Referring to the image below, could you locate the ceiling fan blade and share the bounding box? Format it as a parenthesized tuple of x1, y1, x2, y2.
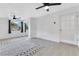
(36, 5, 45, 9)
(48, 3, 62, 6)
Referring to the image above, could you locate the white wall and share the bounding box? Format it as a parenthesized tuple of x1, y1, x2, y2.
(33, 5, 79, 46)
(36, 14, 60, 42)
(30, 17, 37, 38)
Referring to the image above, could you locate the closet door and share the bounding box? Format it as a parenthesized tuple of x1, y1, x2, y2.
(60, 13, 77, 44)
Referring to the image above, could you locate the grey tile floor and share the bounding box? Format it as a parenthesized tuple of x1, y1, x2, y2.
(0, 37, 44, 56)
(0, 37, 79, 56)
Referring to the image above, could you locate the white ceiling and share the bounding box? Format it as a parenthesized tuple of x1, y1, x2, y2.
(0, 3, 79, 19)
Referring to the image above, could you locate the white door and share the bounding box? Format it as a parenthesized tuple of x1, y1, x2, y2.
(60, 13, 77, 45)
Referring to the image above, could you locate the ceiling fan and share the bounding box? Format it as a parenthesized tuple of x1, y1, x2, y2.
(13, 15, 17, 19)
(12, 15, 21, 20)
(36, 3, 62, 12)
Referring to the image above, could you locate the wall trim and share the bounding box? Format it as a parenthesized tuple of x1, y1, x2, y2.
(31, 37, 60, 43)
(59, 39, 77, 46)
(36, 32, 60, 43)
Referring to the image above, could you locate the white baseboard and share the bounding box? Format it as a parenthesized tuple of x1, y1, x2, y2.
(60, 39, 77, 45)
(32, 32, 77, 46)
(36, 32, 60, 43)
(37, 36, 59, 43)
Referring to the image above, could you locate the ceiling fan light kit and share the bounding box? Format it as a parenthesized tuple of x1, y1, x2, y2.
(44, 6, 49, 12)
